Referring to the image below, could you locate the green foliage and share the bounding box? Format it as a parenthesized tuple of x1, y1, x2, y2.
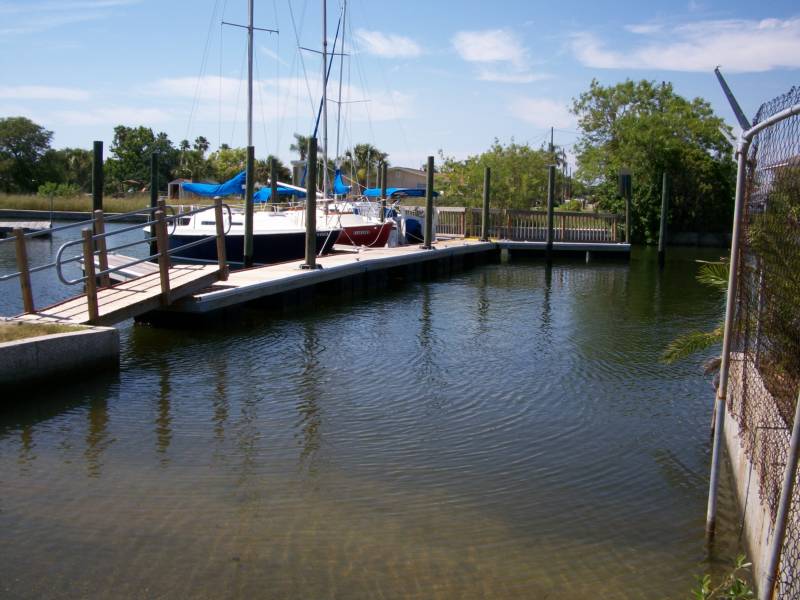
(437, 138, 565, 209)
(0, 116, 54, 193)
(39, 147, 93, 192)
(37, 182, 81, 198)
(558, 199, 583, 212)
(572, 79, 736, 243)
(692, 555, 754, 599)
(343, 143, 389, 189)
(105, 125, 178, 195)
(662, 261, 727, 364)
(207, 146, 247, 182)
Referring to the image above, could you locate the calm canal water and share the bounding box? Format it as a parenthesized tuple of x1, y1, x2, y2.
(0, 227, 742, 598)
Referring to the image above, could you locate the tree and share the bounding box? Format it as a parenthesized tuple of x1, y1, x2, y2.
(290, 133, 312, 161)
(39, 147, 93, 192)
(572, 79, 736, 242)
(0, 116, 53, 193)
(207, 146, 247, 182)
(343, 143, 388, 189)
(194, 136, 210, 154)
(105, 125, 178, 194)
(255, 155, 291, 184)
(437, 138, 557, 209)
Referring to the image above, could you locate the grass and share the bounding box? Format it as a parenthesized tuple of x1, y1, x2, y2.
(0, 194, 215, 214)
(0, 321, 86, 343)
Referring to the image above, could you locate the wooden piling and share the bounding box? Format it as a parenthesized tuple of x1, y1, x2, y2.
(82, 228, 99, 322)
(546, 165, 556, 260)
(13, 228, 34, 313)
(422, 156, 434, 249)
(214, 196, 229, 280)
(480, 167, 490, 241)
(149, 153, 159, 255)
(270, 157, 278, 204)
(93, 210, 110, 288)
(658, 172, 668, 268)
(302, 138, 319, 269)
(92, 141, 103, 212)
(244, 145, 255, 268)
(155, 209, 171, 304)
(381, 162, 388, 201)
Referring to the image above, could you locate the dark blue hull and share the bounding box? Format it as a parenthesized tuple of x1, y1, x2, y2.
(169, 230, 338, 265)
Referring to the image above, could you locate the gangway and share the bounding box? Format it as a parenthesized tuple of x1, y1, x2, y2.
(1, 200, 230, 326)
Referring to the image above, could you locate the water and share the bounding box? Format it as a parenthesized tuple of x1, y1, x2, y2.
(0, 230, 742, 599)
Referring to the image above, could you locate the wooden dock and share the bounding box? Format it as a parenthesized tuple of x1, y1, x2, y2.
(0, 221, 52, 238)
(164, 239, 496, 315)
(18, 264, 220, 326)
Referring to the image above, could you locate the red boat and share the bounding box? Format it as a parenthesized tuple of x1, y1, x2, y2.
(336, 221, 394, 247)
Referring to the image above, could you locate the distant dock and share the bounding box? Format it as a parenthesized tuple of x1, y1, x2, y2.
(0, 220, 52, 238)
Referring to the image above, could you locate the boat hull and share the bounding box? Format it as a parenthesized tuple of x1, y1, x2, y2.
(335, 222, 393, 247)
(169, 230, 338, 265)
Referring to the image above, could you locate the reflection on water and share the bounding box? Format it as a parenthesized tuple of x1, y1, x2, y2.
(0, 247, 743, 598)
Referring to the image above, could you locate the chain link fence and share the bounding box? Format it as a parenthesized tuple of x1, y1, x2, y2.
(726, 85, 800, 598)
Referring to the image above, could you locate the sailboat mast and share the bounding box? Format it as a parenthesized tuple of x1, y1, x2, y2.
(321, 0, 329, 198)
(247, 0, 254, 146)
(335, 0, 346, 161)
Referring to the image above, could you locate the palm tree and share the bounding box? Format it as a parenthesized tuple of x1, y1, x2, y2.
(344, 143, 388, 188)
(290, 133, 314, 161)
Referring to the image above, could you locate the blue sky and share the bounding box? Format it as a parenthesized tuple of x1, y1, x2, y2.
(1, 0, 799, 170)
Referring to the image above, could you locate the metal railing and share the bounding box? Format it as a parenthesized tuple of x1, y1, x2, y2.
(0, 198, 230, 320)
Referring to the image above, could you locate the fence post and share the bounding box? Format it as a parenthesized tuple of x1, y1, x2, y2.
(82, 228, 99, 322)
(93, 210, 110, 288)
(214, 197, 229, 280)
(422, 156, 434, 249)
(302, 138, 319, 269)
(546, 165, 556, 260)
(13, 228, 34, 313)
(658, 171, 669, 268)
(155, 209, 171, 305)
(762, 391, 800, 600)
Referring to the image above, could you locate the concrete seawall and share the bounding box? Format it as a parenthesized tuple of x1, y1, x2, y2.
(0, 326, 119, 388)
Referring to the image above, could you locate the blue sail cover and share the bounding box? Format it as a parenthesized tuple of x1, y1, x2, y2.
(181, 171, 246, 197)
(333, 169, 351, 195)
(363, 187, 438, 198)
(253, 186, 305, 202)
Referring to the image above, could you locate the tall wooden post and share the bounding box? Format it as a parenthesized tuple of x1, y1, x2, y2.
(149, 153, 159, 255)
(244, 146, 255, 267)
(422, 156, 434, 249)
(658, 171, 668, 269)
(93, 210, 110, 287)
(82, 228, 99, 322)
(155, 209, 171, 305)
(92, 141, 103, 212)
(270, 157, 278, 205)
(214, 196, 229, 280)
(480, 167, 491, 241)
(546, 165, 556, 261)
(380, 162, 388, 222)
(13, 229, 34, 313)
(302, 138, 320, 269)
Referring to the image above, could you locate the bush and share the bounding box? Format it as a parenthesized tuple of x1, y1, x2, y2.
(559, 199, 583, 212)
(38, 182, 81, 198)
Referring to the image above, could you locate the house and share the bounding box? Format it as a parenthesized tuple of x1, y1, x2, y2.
(167, 178, 205, 201)
(386, 166, 427, 190)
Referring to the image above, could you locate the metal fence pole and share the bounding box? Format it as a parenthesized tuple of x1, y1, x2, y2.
(706, 139, 751, 541)
(762, 391, 800, 600)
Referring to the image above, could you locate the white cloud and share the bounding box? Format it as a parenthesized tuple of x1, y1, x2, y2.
(355, 29, 422, 58)
(0, 85, 90, 101)
(452, 29, 545, 84)
(0, 0, 138, 35)
(573, 17, 800, 72)
(452, 29, 527, 67)
(624, 23, 663, 35)
(509, 97, 574, 129)
(52, 106, 171, 126)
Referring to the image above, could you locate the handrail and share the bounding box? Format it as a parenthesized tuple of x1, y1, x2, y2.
(54, 203, 231, 286)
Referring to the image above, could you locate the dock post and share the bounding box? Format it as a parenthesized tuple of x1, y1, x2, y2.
(214, 196, 229, 280)
(480, 167, 491, 241)
(658, 172, 668, 269)
(244, 145, 255, 268)
(546, 164, 555, 261)
(619, 170, 632, 243)
(422, 156, 434, 249)
(155, 209, 171, 305)
(302, 138, 320, 269)
(93, 210, 110, 287)
(270, 157, 278, 205)
(149, 152, 159, 255)
(82, 228, 99, 322)
(13, 228, 34, 313)
(380, 162, 388, 222)
(92, 141, 103, 212)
